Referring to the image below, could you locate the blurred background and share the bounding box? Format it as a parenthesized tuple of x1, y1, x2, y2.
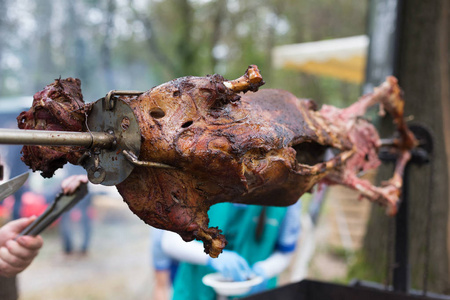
(0, 0, 449, 299)
(0, 0, 366, 106)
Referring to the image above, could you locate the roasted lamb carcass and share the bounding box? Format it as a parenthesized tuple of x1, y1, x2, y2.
(17, 66, 416, 258)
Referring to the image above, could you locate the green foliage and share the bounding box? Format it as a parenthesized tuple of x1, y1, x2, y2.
(0, 0, 368, 104)
(347, 250, 387, 284)
(329, 245, 353, 261)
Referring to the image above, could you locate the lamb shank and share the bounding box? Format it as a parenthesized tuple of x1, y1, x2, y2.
(17, 66, 416, 257)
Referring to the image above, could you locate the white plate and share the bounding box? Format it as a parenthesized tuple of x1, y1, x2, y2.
(202, 273, 263, 296)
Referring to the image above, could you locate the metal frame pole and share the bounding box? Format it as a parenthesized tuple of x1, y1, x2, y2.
(393, 163, 410, 292)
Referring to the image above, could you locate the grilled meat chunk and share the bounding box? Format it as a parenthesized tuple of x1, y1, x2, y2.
(17, 78, 89, 177)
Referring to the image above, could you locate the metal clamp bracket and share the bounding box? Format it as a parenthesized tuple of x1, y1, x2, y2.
(81, 95, 142, 186)
(104, 90, 144, 110)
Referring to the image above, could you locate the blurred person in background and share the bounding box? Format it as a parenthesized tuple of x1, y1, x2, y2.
(26, 162, 92, 258)
(0, 139, 29, 221)
(8, 146, 28, 221)
(151, 227, 179, 300)
(161, 201, 301, 300)
(0, 147, 43, 300)
(59, 173, 92, 257)
(0, 216, 44, 300)
(0, 116, 31, 221)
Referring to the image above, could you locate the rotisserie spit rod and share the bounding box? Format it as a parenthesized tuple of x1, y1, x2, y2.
(0, 128, 116, 149)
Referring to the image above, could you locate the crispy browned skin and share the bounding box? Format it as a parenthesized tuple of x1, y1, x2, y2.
(116, 67, 416, 257)
(116, 71, 340, 257)
(17, 78, 89, 177)
(18, 67, 416, 258)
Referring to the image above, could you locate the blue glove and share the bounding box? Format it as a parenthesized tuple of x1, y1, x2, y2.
(248, 264, 269, 295)
(207, 250, 252, 281)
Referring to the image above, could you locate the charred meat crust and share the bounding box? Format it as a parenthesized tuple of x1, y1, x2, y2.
(17, 78, 89, 177)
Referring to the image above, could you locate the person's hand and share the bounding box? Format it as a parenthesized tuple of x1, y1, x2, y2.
(207, 250, 252, 281)
(248, 262, 269, 295)
(0, 216, 44, 277)
(61, 175, 88, 195)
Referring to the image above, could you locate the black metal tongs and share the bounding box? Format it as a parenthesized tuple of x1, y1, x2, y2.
(17, 182, 88, 237)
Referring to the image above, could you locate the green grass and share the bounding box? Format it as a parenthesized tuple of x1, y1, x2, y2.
(346, 250, 387, 284)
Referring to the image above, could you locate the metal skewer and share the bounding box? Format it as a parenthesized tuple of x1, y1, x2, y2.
(0, 93, 141, 186)
(0, 128, 116, 148)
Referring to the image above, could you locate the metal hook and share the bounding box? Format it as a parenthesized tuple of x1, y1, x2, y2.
(104, 90, 144, 111)
(122, 150, 178, 170)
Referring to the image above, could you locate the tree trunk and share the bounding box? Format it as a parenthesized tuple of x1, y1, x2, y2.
(33, 0, 55, 91)
(209, 0, 226, 72)
(67, 1, 89, 87)
(175, 0, 196, 76)
(100, 0, 116, 90)
(362, 0, 450, 294)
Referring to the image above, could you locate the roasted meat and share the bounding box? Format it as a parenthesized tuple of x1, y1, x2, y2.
(17, 66, 416, 258)
(17, 78, 89, 177)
